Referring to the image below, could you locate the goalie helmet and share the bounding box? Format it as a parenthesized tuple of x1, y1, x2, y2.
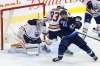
(27, 19, 38, 25)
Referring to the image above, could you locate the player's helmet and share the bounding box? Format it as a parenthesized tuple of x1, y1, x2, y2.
(57, 2, 64, 9)
(57, 5, 64, 9)
(60, 10, 67, 15)
(87, 1, 93, 9)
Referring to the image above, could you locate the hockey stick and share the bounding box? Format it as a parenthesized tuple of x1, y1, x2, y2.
(79, 32, 100, 41)
(81, 32, 88, 40)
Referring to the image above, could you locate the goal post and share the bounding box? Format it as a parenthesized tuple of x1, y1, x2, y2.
(0, 3, 45, 50)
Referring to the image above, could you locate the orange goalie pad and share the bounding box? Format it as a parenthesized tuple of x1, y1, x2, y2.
(11, 43, 23, 48)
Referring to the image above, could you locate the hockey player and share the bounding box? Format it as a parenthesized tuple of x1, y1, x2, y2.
(43, 4, 71, 43)
(9, 19, 47, 53)
(83, 0, 100, 38)
(42, 5, 73, 55)
(44, 5, 66, 41)
(52, 10, 98, 62)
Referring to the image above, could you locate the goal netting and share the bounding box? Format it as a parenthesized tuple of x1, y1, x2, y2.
(0, 3, 45, 50)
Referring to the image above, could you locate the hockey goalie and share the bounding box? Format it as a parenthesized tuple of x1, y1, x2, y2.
(8, 19, 47, 55)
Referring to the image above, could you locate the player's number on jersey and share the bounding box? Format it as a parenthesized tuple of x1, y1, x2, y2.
(50, 11, 59, 21)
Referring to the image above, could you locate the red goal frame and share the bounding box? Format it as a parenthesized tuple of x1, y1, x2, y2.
(0, 3, 45, 50)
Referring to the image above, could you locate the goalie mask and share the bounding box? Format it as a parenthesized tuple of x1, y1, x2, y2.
(27, 19, 38, 25)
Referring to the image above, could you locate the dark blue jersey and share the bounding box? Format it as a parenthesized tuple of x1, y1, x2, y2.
(59, 18, 75, 36)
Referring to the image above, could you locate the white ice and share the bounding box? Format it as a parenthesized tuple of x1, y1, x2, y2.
(0, 13, 100, 66)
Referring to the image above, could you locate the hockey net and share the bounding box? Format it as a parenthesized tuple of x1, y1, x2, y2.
(0, 3, 45, 50)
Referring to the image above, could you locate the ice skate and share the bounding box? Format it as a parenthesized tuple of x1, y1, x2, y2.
(92, 56, 98, 61)
(65, 50, 73, 56)
(52, 56, 63, 62)
(42, 45, 51, 53)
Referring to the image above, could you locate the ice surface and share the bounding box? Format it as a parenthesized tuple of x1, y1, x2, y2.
(0, 14, 100, 66)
